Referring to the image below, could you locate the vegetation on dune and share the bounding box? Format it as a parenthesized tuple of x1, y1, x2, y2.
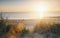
(20, 28, 29, 36)
(0, 15, 29, 38)
(33, 22, 60, 38)
(0, 19, 29, 38)
(34, 22, 60, 34)
(50, 24, 60, 34)
(33, 23, 51, 34)
(0, 16, 9, 38)
(0, 17, 60, 38)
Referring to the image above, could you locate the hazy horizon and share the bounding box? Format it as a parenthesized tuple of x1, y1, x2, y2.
(0, 12, 60, 19)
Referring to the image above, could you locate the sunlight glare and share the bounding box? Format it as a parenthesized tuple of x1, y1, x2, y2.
(33, 4, 48, 19)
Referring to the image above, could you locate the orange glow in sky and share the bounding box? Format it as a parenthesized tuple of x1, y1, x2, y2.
(0, 0, 60, 12)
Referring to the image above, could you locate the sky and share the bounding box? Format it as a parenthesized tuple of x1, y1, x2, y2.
(0, 0, 60, 19)
(0, 0, 60, 12)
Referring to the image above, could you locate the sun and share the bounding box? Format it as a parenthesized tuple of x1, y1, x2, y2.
(33, 4, 48, 19)
(36, 5, 47, 12)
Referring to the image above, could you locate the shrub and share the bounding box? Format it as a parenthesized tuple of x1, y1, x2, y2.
(50, 23, 60, 34)
(20, 28, 29, 36)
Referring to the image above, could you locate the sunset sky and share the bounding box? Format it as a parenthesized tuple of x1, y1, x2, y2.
(0, 0, 60, 19)
(0, 0, 60, 12)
